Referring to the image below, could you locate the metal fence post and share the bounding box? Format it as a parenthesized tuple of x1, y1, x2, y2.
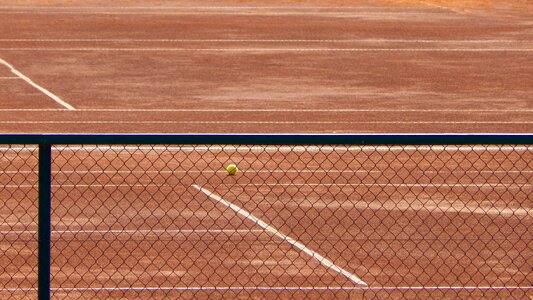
(38, 143, 51, 300)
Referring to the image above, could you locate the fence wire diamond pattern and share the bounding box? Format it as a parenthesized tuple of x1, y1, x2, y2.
(1, 142, 532, 299)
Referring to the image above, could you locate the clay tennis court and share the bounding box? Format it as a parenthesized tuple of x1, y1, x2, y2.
(0, 0, 532, 299)
(1, 142, 531, 299)
(0, 0, 532, 133)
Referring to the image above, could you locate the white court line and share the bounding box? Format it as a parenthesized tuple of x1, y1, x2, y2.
(223, 185, 532, 218)
(0, 6, 446, 9)
(0, 38, 526, 43)
(1, 286, 530, 292)
(0, 120, 531, 124)
(419, 0, 468, 15)
(2, 183, 531, 189)
(0, 76, 20, 79)
(0, 108, 533, 112)
(3, 169, 531, 175)
(0, 11, 451, 16)
(193, 184, 367, 286)
(233, 183, 532, 188)
(0, 58, 75, 110)
(1, 48, 532, 52)
(1, 108, 531, 112)
(0, 229, 263, 235)
(1, 145, 530, 152)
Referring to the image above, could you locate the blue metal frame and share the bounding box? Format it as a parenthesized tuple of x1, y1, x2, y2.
(38, 144, 51, 300)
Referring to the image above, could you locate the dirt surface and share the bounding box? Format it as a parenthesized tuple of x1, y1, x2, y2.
(1, 0, 532, 8)
(1, 145, 532, 299)
(0, 1, 532, 299)
(0, 0, 532, 133)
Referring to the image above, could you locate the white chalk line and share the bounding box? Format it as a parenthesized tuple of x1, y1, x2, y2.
(2, 182, 531, 189)
(0, 229, 264, 236)
(1, 286, 531, 292)
(0, 11, 451, 16)
(1, 38, 527, 44)
(0, 6, 447, 10)
(1, 47, 532, 52)
(0, 285, 530, 292)
(0, 120, 531, 124)
(1, 145, 530, 152)
(0, 58, 75, 110)
(222, 185, 531, 218)
(0, 76, 20, 79)
(3, 169, 530, 175)
(419, 1, 468, 15)
(232, 183, 532, 188)
(0, 108, 531, 113)
(193, 184, 367, 286)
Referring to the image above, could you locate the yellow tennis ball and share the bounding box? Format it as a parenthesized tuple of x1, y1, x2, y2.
(226, 164, 238, 175)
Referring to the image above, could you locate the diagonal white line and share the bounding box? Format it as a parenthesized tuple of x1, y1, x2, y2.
(192, 184, 367, 286)
(0, 58, 75, 110)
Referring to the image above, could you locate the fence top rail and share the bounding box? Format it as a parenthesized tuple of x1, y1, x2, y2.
(0, 134, 531, 145)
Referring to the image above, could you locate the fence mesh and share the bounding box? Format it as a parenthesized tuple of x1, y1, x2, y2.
(1, 143, 532, 299)
(0, 145, 38, 300)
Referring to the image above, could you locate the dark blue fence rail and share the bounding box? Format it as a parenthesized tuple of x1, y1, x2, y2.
(0, 133, 532, 145)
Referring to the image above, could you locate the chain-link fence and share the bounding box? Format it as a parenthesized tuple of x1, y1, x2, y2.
(1, 135, 532, 299)
(0, 144, 38, 300)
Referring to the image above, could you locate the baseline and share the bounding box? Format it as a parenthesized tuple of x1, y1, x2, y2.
(4, 170, 531, 174)
(0, 38, 527, 43)
(0, 108, 532, 112)
(3, 183, 530, 189)
(1, 145, 530, 151)
(0, 229, 264, 235)
(0, 285, 530, 292)
(1, 48, 532, 52)
(0, 120, 530, 124)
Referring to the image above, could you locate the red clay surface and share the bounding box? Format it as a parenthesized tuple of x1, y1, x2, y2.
(0, 1, 532, 299)
(0, 0, 532, 133)
(1, 145, 532, 299)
